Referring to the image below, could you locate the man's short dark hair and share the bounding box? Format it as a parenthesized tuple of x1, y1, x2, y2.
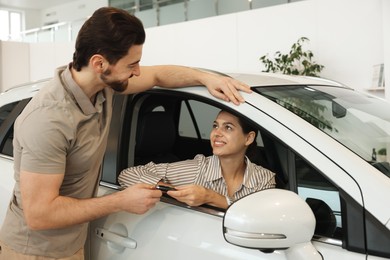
(72, 7, 146, 71)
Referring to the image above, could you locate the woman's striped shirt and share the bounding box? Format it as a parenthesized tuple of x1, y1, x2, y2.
(118, 154, 276, 202)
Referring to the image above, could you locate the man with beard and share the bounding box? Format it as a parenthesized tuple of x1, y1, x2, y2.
(0, 7, 250, 260)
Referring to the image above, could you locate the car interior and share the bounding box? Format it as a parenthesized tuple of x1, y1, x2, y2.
(134, 110, 179, 165)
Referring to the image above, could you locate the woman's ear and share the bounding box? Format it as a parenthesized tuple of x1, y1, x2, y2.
(245, 131, 256, 146)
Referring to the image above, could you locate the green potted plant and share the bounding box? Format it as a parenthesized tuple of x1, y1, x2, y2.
(378, 148, 387, 162)
(259, 37, 324, 77)
(259, 37, 333, 131)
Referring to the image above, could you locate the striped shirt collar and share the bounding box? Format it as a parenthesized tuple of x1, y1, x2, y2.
(203, 155, 257, 189)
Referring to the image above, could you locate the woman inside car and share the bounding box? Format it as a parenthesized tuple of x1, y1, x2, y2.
(118, 110, 276, 209)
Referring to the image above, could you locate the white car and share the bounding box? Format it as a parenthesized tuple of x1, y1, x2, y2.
(0, 72, 390, 260)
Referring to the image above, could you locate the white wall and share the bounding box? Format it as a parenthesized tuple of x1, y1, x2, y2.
(383, 0, 390, 100)
(142, 0, 386, 98)
(0, 41, 72, 91)
(24, 9, 41, 30)
(0, 41, 30, 91)
(1, 0, 389, 101)
(29, 42, 74, 81)
(16, 0, 108, 30)
(41, 0, 107, 25)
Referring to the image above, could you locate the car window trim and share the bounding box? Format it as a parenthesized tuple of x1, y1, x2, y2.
(100, 94, 127, 184)
(182, 99, 203, 140)
(99, 180, 225, 218)
(0, 99, 30, 154)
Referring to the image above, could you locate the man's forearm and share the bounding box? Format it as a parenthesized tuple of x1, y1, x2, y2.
(25, 183, 161, 230)
(25, 191, 124, 230)
(153, 65, 207, 88)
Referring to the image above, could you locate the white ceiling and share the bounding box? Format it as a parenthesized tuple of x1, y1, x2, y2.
(0, 0, 78, 10)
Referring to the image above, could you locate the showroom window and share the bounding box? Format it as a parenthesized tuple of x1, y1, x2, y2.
(109, 0, 137, 13)
(0, 9, 22, 41)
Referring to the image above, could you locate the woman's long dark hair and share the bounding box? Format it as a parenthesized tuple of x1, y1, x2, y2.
(236, 116, 258, 160)
(219, 110, 258, 161)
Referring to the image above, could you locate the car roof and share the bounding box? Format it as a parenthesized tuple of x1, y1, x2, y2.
(1, 72, 344, 98)
(225, 72, 346, 88)
(0, 78, 49, 105)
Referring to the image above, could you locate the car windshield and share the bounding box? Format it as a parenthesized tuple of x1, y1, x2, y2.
(255, 85, 390, 178)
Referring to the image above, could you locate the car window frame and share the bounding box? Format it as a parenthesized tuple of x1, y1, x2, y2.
(98, 90, 230, 218)
(0, 98, 30, 157)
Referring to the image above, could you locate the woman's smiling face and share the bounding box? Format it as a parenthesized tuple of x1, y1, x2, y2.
(210, 111, 253, 158)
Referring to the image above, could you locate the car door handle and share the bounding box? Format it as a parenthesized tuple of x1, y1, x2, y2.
(95, 227, 137, 249)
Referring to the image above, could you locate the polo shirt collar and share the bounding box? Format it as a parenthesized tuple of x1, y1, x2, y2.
(61, 65, 105, 115)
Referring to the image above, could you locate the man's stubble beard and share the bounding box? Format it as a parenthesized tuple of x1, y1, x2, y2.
(101, 68, 129, 93)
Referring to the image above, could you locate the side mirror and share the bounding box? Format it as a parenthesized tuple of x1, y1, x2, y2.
(223, 189, 322, 260)
(332, 101, 346, 118)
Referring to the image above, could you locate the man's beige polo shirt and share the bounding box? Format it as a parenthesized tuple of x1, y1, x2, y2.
(0, 65, 114, 258)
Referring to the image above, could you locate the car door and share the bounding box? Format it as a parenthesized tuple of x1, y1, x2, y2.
(87, 91, 290, 260)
